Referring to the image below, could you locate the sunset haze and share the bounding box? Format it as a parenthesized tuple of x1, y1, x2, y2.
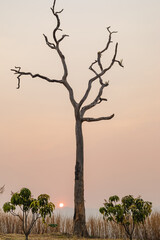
(0, 0, 160, 211)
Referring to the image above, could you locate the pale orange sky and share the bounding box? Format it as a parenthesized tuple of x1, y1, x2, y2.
(0, 0, 160, 210)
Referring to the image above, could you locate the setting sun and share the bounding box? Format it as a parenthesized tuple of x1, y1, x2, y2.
(59, 203, 64, 208)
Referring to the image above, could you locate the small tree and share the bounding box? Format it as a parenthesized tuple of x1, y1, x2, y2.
(3, 188, 55, 240)
(99, 195, 152, 240)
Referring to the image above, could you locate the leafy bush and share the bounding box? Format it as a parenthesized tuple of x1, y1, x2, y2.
(99, 195, 152, 240)
(3, 188, 55, 240)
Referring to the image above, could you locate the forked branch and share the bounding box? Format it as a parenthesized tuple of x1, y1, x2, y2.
(50, 0, 69, 45)
(97, 26, 117, 71)
(79, 27, 123, 111)
(11, 0, 77, 108)
(43, 34, 56, 49)
(11, 67, 63, 89)
(80, 82, 109, 117)
(11, 0, 123, 120)
(10, 210, 23, 221)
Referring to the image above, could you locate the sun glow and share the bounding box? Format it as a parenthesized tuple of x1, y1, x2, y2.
(59, 202, 64, 208)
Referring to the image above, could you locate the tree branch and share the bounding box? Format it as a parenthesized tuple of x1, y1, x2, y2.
(11, 1, 122, 120)
(97, 26, 117, 71)
(79, 27, 123, 109)
(50, 1, 77, 108)
(115, 59, 124, 68)
(51, 0, 61, 44)
(89, 60, 103, 85)
(11, 67, 63, 89)
(97, 97, 108, 104)
(81, 82, 109, 117)
(43, 34, 56, 49)
(10, 211, 23, 221)
(82, 114, 114, 122)
(58, 34, 69, 43)
(88, 42, 122, 83)
(27, 213, 40, 236)
(11, 1, 77, 109)
(51, 1, 67, 45)
(50, 4, 69, 80)
(123, 223, 131, 238)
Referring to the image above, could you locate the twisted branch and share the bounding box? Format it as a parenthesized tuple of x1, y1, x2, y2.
(11, 67, 63, 89)
(43, 34, 55, 49)
(97, 26, 117, 71)
(11, 0, 123, 121)
(11, 0, 77, 108)
(81, 82, 108, 117)
(78, 27, 123, 121)
(79, 27, 123, 111)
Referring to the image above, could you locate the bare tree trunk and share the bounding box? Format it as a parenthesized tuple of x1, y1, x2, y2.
(73, 118, 88, 237)
(25, 234, 29, 240)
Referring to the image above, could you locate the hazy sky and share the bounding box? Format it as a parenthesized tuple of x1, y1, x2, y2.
(0, 0, 160, 211)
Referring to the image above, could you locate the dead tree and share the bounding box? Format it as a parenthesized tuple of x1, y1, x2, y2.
(11, 0, 123, 236)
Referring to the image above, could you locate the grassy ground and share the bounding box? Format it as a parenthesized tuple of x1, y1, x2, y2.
(0, 234, 69, 240)
(0, 234, 121, 240)
(0, 234, 68, 240)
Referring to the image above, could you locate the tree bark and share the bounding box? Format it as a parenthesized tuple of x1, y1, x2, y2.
(73, 118, 88, 237)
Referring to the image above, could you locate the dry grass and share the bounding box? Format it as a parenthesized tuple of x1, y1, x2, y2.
(0, 233, 72, 240)
(0, 234, 123, 240)
(0, 211, 160, 240)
